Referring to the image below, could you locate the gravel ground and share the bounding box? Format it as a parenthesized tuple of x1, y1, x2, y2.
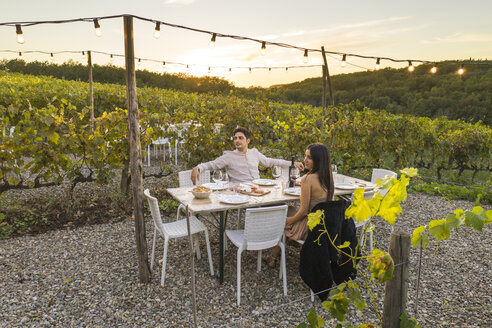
(1, 178, 490, 327)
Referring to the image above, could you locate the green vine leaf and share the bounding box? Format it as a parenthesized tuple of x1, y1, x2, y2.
(399, 311, 421, 328)
(411, 225, 429, 248)
(428, 219, 450, 241)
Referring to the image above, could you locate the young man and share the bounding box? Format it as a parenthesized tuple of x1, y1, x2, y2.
(191, 126, 304, 184)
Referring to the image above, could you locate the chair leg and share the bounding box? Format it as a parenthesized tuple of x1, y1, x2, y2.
(237, 248, 243, 306)
(161, 237, 169, 286)
(310, 290, 314, 302)
(279, 242, 287, 296)
(147, 145, 151, 167)
(174, 139, 178, 166)
(257, 250, 262, 272)
(194, 237, 201, 260)
(236, 209, 241, 229)
(204, 229, 214, 276)
(369, 228, 374, 252)
(150, 227, 157, 269)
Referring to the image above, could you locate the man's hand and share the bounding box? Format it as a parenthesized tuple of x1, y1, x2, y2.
(294, 161, 305, 172)
(191, 166, 200, 185)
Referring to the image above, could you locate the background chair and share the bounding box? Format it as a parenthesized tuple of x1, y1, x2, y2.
(371, 168, 397, 196)
(225, 205, 288, 305)
(144, 189, 214, 286)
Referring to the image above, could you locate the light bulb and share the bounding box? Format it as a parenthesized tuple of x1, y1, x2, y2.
(94, 19, 102, 37)
(303, 49, 308, 63)
(249, 67, 252, 73)
(50, 53, 54, 62)
(82, 51, 85, 58)
(260, 41, 266, 56)
(375, 58, 380, 70)
(341, 54, 346, 67)
(229, 68, 231, 74)
(208, 66, 211, 74)
(186, 64, 189, 70)
(16, 25, 25, 44)
(209, 33, 216, 48)
(154, 22, 161, 39)
(408, 61, 414, 72)
(137, 58, 141, 66)
(458, 64, 465, 75)
(268, 67, 271, 71)
(286, 67, 288, 72)
(109, 54, 113, 63)
(430, 64, 437, 74)
(18, 52, 22, 58)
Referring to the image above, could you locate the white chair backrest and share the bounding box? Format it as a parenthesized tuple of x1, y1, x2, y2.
(144, 189, 165, 234)
(371, 169, 397, 197)
(244, 205, 288, 250)
(371, 169, 397, 183)
(178, 170, 211, 188)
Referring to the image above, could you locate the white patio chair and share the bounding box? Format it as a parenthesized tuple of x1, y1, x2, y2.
(371, 168, 397, 232)
(371, 168, 397, 197)
(225, 205, 288, 305)
(144, 189, 214, 286)
(350, 190, 375, 252)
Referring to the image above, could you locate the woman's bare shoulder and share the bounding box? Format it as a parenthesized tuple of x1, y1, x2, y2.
(302, 173, 318, 183)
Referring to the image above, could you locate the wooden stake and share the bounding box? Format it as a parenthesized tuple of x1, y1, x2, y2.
(383, 231, 411, 328)
(320, 46, 334, 107)
(321, 66, 327, 122)
(123, 15, 150, 283)
(87, 50, 94, 133)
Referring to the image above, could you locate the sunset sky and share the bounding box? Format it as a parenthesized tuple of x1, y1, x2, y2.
(1, 0, 491, 87)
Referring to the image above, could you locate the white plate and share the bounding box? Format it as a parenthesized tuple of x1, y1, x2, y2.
(284, 187, 301, 196)
(252, 179, 277, 186)
(202, 182, 228, 191)
(335, 183, 358, 190)
(219, 194, 250, 205)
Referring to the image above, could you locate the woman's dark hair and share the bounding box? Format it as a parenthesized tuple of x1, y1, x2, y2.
(307, 143, 334, 201)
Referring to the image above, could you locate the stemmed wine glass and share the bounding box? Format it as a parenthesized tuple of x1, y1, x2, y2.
(272, 165, 282, 189)
(212, 170, 224, 189)
(290, 167, 300, 187)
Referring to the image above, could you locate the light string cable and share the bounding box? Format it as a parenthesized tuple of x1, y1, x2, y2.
(0, 49, 324, 72)
(1, 13, 447, 67)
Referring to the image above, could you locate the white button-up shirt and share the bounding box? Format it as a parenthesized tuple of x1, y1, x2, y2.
(197, 148, 290, 183)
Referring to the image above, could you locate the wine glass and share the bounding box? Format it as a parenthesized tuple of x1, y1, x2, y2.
(222, 171, 229, 187)
(331, 164, 338, 182)
(212, 170, 223, 186)
(290, 167, 300, 187)
(272, 165, 282, 179)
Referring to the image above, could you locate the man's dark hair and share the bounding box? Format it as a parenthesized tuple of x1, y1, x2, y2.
(233, 126, 251, 140)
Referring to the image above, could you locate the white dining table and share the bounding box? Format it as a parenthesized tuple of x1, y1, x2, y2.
(166, 174, 375, 283)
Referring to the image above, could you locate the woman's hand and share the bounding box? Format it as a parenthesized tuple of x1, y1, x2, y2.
(294, 161, 305, 172)
(285, 217, 294, 228)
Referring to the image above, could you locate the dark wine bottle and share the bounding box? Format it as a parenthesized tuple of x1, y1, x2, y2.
(288, 157, 295, 188)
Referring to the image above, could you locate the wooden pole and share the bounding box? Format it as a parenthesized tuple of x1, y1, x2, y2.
(123, 15, 151, 283)
(320, 46, 334, 107)
(383, 231, 411, 328)
(87, 51, 94, 133)
(321, 66, 327, 122)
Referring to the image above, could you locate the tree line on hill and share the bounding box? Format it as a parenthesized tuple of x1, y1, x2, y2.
(1, 59, 490, 124)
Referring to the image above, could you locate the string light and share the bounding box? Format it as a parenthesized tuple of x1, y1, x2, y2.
(375, 58, 380, 70)
(93, 19, 102, 37)
(16, 25, 25, 44)
(153, 22, 160, 39)
(286, 67, 288, 72)
(162, 61, 166, 68)
(260, 41, 266, 56)
(269, 67, 271, 71)
(50, 53, 54, 62)
(109, 54, 113, 63)
(208, 66, 211, 73)
(303, 49, 308, 63)
(18, 51, 22, 59)
(209, 33, 216, 48)
(341, 54, 346, 67)
(81, 51, 85, 58)
(408, 60, 415, 72)
(228, 68, 231, 74)
(137, 58, 141, 66)
(249, 67, 251, 73)
(430, 63, 438, 74)
(186, 64, 189, 71)
(457, 64, 465, 75)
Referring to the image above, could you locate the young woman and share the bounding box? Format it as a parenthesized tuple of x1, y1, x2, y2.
(267, 143, 335, 267)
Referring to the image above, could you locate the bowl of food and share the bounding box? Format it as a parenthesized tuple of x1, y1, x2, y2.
(191, 185, 212, 199)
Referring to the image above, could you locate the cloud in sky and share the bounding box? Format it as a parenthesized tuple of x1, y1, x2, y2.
(164, 0, 196, 5)
(423, 32, 492, 43)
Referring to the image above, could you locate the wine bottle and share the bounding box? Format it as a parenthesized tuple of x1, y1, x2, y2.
(288, 157, 295, 188)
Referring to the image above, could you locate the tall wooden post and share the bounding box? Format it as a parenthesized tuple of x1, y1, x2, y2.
(87, 51, 94, 133)
(383, 231, 411, 328)
(321, 47, 334, 107)
(123, 15, 151, 283)
(321, 66, 327, 123)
